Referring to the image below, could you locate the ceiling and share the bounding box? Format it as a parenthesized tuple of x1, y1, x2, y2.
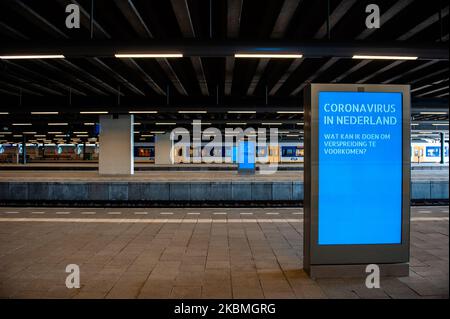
(0, 0, 448, 142)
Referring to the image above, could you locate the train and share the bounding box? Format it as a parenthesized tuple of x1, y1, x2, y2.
(0, 140, 448, 164)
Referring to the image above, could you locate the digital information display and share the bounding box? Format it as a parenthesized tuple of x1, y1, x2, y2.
(318, 92, 403, 245)
(238, 141, 256, 171)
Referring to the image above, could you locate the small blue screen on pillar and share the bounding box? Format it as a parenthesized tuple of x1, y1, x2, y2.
(238, 141, 255, 170)
(318, 91, 403, 245)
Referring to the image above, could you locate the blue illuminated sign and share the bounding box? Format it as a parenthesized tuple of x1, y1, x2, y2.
(238, 141, 255, 171)
(318, 92, 403, 245)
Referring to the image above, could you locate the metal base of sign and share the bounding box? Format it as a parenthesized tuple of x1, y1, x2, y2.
(306, 263, 409, 279)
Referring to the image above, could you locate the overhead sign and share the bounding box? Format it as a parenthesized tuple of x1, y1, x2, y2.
(318, 91, 402, 245)
(303, 84, 410, 278)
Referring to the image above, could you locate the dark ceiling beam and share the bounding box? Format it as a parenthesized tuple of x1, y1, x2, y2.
(119, 58, 165, 95)
(410, 68, 449, 86)
(87, 58, 145, 96)
(247, 0, 303, 96)
(33, 60, 107, 96)
(314, 0, 358, 39)
(0, 95, 446, 112)
(0, 88, 20, 96)
(9, 0, 68, 39)
(1, 40, 447, 60)
(4, 1, 113, 97)
(331, 0, 419, 82)
(290, 57, 340, 96)
(0, 72, 64, 96)
(3, 60, 86, 96)
(54, 0, 111, 38)
(415, 84, 449, 98)
(338, 5, 449, 84)
(0, 80, 43, 96)
(112, 0, 181, 96)
(225, 0, 243, 96)
(355, 0, 415, 40)
(287, 0, 359, 95)
(397, 6, 449, 41)
(356, 60, 405, 84)
(382, 60, 439, 84)
(170, 0, 209, 96)
(52, 59, 123, 96)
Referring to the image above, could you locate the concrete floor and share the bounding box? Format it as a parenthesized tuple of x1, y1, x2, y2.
(0, 206, 448, 299)
(0, 169, 447, 182)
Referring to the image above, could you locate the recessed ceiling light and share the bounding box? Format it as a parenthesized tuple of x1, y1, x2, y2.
(80, 111, 108, 114)
(352, 55, 418, 60)
(227, 111, 256, 114)
(0, 55, 65, 59)
(31, 111, 59, 115)
(235, 53, 303, 58)
(129, 111, 158, 114)
(115, 53, 183, 58)
(178, 110, 207, 114)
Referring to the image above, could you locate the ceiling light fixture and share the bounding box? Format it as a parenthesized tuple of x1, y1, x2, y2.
(352, 55, 418, 60)
(0, 55, 65, 59)
(80, 111, 108, 114)
(31, 112, 59, 115)
(235, 53, 303, 58)
(115, 53, 183, 58)
(129, 111, 158, 114)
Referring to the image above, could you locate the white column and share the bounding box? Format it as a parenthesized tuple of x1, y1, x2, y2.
(155, 133, 173, 165)
(99, 114, 134, 175)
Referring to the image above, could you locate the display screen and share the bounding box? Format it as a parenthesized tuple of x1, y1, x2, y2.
(238, 141, 255, 170)
(318, 91, 403, 245)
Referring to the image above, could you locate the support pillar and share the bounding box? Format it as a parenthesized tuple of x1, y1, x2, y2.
(440, 132, 445, 164)
(155, 133, 173, 165)
(99, 114, 134, 175)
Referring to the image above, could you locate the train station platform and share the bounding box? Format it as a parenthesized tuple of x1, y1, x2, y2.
(0, 163, 448, 171)
(0, 206, 447, 298)
(0, 170, 448, 204)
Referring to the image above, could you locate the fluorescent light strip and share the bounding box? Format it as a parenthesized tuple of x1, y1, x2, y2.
(419, 111, 447, 115)
(48, 131, 63, 134)
(115, 53, 183, 58)
(129, 111, 158, 114)
(352, 55, 418, 60)
(227, 111, 256, 114)
(178, 111, 207, 114)
(226, 122, 247, 125)
(277, 111, 304, 114)
(23, 132, 36, 134)
(31, 111, 59, 115)
(262, 123, 282, 125)
(155, 123, 176, 125)
(80, 111, 108, 114)
(235, 53, 303, 58)
(0, 112, 9, 115)
(0, 55, 65, 59)
(432, 123, 449, 126)
(48, 123, 68, 126)
(84, 123, 96, 125)
(73, 131, 88, 134)
(150, 131, 165, 134)
(12, 123, 32, 126)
